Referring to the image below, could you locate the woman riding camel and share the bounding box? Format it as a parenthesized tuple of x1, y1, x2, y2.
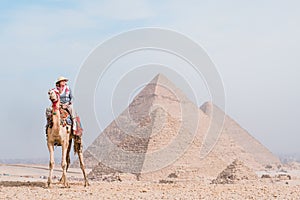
(55, 76, 77, 131)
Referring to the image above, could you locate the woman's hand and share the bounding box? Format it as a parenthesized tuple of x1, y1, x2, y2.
(61, 103, 69, 109)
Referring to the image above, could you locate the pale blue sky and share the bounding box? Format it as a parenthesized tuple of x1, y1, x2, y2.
(0, 0, 299, 160)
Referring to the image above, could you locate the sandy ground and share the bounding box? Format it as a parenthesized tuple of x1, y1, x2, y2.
(1, 164, 300, 200)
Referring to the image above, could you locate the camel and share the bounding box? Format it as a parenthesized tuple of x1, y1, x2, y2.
(46, 89, 89, 187)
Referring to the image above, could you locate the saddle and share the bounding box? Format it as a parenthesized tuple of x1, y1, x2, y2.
(45, 107, 83, 136)
(46, 107, 72, 128)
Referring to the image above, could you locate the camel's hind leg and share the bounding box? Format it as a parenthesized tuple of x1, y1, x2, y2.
(60, 141, 70, 188)
(66, 138, 72, 171)
(74, 136, 89, 187)
(47, 143, 55, 188)
(78, 151, 89, 187)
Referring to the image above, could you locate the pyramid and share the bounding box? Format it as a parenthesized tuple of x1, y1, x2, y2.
(85, 73, 206, 179)
(200, 102, 281, 171)
(211, 159, 258, 184)
(79, 73, 280, 181)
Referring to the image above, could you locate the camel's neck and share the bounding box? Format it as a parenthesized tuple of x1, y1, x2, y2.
(52, 102, 60, 130)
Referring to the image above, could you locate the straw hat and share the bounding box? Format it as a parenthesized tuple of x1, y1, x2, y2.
(56, 76, 68, 84)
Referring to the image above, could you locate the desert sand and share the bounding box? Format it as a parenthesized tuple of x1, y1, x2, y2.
(1, 164, 300, 200)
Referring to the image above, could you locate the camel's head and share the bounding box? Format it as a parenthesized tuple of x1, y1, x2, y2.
(48, 89, 59, 103)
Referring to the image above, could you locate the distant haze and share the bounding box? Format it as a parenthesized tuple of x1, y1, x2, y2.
(0, 1, 299, 160)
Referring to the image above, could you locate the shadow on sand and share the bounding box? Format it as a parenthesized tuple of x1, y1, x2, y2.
(0, 181, 46, 188)
(0, 181, 87, 188)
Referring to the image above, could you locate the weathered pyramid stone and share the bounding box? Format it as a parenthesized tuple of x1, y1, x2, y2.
(84, 74, 204, 178)
(212, 159, 258, 184)
(84, 73, 204, 179)
(77, 73, 280, 181)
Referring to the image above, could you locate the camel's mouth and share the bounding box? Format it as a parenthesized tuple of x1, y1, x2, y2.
(48, 89, 59, 102)
(49, 96, 57, 102)
(49, 95, 57, 102)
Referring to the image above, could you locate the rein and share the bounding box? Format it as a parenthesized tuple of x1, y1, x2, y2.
(49, 89, 70, 127)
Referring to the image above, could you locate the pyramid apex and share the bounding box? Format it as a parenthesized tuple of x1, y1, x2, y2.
(200, 101, 225, 116)
(149, 73, 170, 84)
(200, 101, 215, 116)
(146, 73, 193, 105)
(200, 101, 213, 112)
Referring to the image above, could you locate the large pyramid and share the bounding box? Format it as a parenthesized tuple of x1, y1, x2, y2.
(78, 74, 280, 180)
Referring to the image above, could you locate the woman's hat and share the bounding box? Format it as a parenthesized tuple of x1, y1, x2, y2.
(56, 76, 68, 84)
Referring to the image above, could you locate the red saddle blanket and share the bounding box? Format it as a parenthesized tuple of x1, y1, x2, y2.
(74, 116, 83, 137)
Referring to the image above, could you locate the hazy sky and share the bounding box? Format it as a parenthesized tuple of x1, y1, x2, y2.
(0, 0, 299, 160)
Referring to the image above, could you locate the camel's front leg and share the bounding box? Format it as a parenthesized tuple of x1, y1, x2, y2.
(61, 141, 70, 188)
(59, 138, 72, 184)
(47, 143, 55, 188)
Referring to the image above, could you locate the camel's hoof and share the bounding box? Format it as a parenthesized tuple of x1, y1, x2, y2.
(64, 182, 70, 188)
(58, 178, 63, 184)
(47, 182, 52, 188)
(84, 182, 90, 187)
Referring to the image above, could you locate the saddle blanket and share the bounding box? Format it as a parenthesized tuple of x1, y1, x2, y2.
(45, 107, 83, 136)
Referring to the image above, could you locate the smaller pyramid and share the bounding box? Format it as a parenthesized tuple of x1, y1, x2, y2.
(284, 161, 300, 170)
(212, 159, 258, 184)
(200, 101, 281, 169)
